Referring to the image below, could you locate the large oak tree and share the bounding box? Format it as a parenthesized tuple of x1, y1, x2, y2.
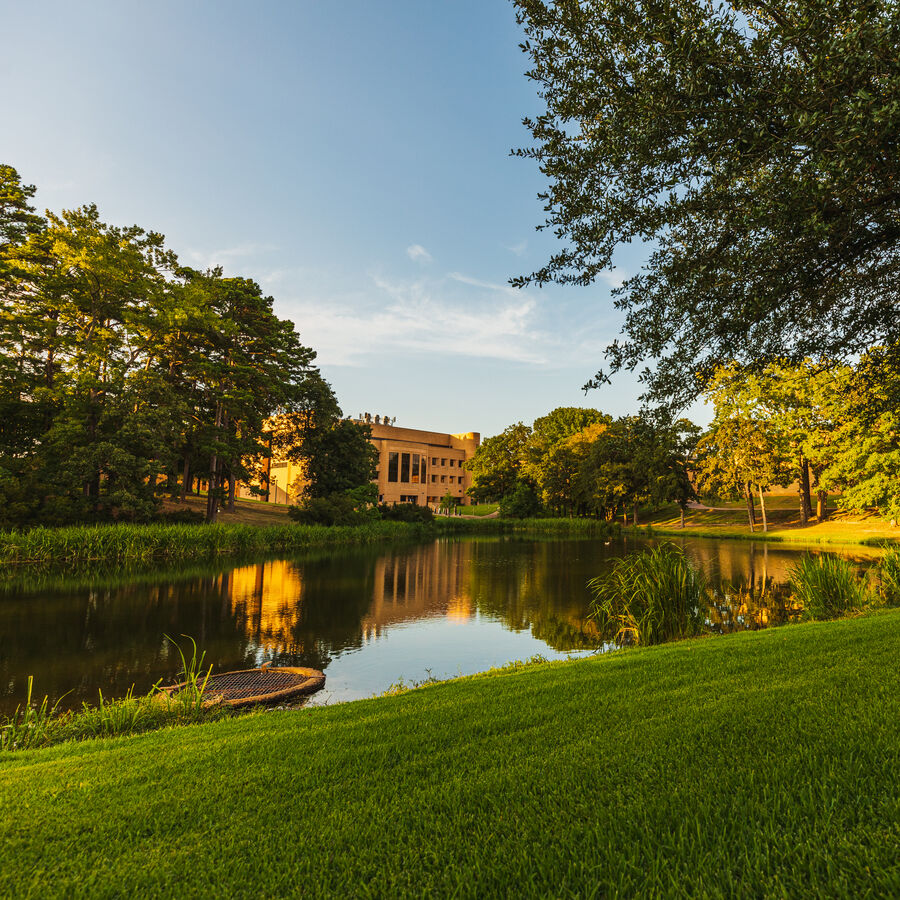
(513, 0, 900, 404)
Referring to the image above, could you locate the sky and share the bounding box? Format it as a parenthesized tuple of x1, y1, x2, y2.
(3, 0, 703, 437)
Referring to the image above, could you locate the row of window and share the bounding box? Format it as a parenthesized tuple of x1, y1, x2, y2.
(387, 452, 425, 483)
(429, 457, 460, 467)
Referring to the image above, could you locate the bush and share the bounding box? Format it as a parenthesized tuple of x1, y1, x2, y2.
(378, 503, 434, 524)
(289, 494, 364, 526)
(588, 543, 707, 645)
(789, 553, 868, 620)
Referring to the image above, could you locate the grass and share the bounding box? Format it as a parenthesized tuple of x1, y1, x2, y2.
(878, 547, 900, 606)
(645, 503, 900, 547)
(0, 517, 617, 569)
(789, 553, 870, 620)
(0, 611, 898, 897)
(463, 503, 500, 516)
(588, 543, 707, 644)
(0, 637, 223, 751)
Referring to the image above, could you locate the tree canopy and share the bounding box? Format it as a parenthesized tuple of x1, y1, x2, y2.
(0, 164, 338, 526)
(513, 0, 900, 404)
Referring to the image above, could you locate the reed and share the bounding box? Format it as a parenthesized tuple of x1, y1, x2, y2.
(0, 637, 225, 752)
(588, 543, 707, 645)
(788, 553, 868, 620)
(877, 548, 900, 606)
(0, 518, 617, 570)
(0, 676, 66, 752)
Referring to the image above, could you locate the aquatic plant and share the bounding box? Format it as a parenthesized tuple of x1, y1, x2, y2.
(0, 637, 225, 753)
(0, 517, 616, 570)
(588, 544, 707, 645)
(0, 677, 66, 752)
(788, 553, 868, 620)
(876, 548, 900, 606)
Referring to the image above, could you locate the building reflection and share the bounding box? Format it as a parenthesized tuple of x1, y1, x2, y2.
(0, 536, 879, 716)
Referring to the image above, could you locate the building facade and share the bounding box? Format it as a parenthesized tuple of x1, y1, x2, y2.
(240, 417, 480, 507)
(359, 418, 480, 507)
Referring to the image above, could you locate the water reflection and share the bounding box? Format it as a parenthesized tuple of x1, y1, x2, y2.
(0, 536, 880, 714)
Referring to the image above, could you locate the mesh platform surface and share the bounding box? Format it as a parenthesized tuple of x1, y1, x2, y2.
(205, 670, 308, 701)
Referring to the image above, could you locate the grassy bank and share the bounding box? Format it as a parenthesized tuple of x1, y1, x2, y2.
(645, 504, 900, 547)
(0, 516, 614, 568)
(2, 611, 898, 897)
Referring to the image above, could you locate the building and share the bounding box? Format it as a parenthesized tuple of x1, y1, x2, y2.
(242, 416, 480, 507)
(358, 416, 480, 507)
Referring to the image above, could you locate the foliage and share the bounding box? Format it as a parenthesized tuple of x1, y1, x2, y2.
(499, 481, 543, 518)
(514, 0, 900, 404)
(588, 544, 707, 645)
(378, 502, 434, 524)
(286, 419, 378, 500)
(289, 481, 380, 527)
(876, 549, 900, 607)
(789, 554, 868, 620)
(465, 422, 531, 502)
(0, 164, 334, 527)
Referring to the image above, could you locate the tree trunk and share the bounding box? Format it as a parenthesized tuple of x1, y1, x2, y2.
(227, 472, 236, 511)
(800, 459, 813, 523)
(206, 402, 224, 524)
(679, 506, 685, 529)
(817, 489, 828, 521)
(746, 483, 756, 532)
(180, 454, 191, 501)
(757, 483, 768, 533)
(632, 502, 639, 527)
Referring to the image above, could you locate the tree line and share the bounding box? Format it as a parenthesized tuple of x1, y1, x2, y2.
(468, 350, 900, 527)
(0, 164, 371, 527)
(466, 407, 696, 524)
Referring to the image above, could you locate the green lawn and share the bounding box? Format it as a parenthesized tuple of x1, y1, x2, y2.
(464, 502, 500, 516)
(2, 611, 899, 897)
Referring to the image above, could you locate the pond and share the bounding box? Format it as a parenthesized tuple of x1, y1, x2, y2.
(0, 534, 879, 716)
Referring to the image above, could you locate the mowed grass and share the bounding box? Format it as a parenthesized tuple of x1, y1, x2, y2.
(2, 612, 899, 898)
(647, 503, 900, 546)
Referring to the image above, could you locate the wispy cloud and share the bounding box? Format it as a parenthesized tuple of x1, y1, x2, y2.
(506, 239, 527, 257)
(406, 244, 433, 264)
(447, 271, 518, 297)
(280, 271, 548, 367)
(183, 242, 278, 273)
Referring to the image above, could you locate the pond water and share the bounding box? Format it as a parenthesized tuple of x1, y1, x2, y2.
(0, 535, 878, 715)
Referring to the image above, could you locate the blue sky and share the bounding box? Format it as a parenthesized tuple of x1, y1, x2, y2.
(3, 0, 699, 436)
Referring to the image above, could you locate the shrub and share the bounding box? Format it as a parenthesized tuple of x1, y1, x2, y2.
(378, 503, 434, 524)
(789, 553, 868, 620)
(588, 543, 707, 645)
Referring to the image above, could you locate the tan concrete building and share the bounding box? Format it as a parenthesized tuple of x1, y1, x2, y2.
(240, 417, 480, 507)
(358, 418, 480, 507)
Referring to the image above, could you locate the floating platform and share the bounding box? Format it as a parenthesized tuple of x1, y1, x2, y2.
(164, 666, 325, 708)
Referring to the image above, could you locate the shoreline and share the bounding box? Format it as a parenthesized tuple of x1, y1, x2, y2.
(3, 610, 898, 896)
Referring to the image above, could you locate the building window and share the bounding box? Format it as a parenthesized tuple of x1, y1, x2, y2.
(401, 453, 410, 482)
(431, 457, 437, 465)
(421, 458, 426, 481)
(441, 458, 446, 466)
(440, 475, 446, 483)
(388, 452, 398, 482)
(411, 453, 420, 483)
(431, 475, 437, 483)
(449, 459, 455, 467)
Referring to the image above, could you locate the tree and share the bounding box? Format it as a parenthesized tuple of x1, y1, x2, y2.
(292, 419, 378, 500)
(465, 422, 532, 502)
(513, 1, 900, 404)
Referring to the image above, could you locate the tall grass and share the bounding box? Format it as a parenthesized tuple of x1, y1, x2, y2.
(0, 637, 225, 753)
(877, 548, 900, 606)
(0, 518, 618, 569)
(588, 544, 707, 645)
(788, 553, 868, 619)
